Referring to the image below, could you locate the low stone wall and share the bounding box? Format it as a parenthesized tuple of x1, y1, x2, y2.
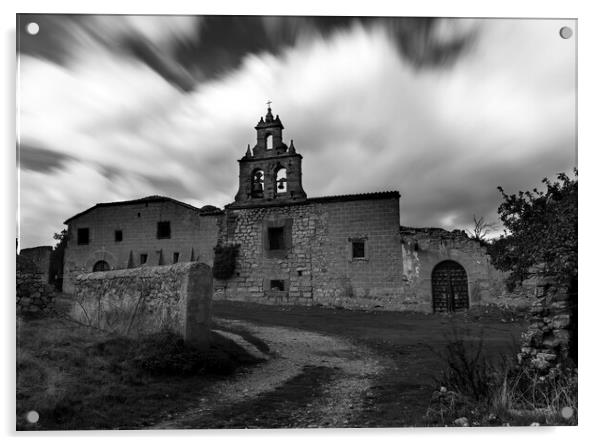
(71, 262, 213, 349)
(519, 268, 576, 371)
(17, 254, 55, 317)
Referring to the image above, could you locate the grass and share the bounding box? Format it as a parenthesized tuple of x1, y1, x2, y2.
(16, 316, 264, 430)
(424, 327, 578, 426)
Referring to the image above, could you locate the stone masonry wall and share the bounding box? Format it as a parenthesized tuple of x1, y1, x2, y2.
(519, 267, 576, 371)
(19, 246, 52, 284)
(17, 254, 55, 317)
(71, 262, 213, 349)
(63, 200, 220, 294)
(400, 227, 534, 312)
(215, 196, 410, 310)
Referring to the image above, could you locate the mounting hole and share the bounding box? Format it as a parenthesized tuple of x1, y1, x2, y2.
(26, 22, 39, 35)
(26, 410, 39, 423)
(559, 26, 573, 39)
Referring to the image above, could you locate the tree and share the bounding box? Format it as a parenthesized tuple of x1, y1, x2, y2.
(467, 215, 498, 244)
(487, 170, 577, 290)
(49, 229, 69, 291)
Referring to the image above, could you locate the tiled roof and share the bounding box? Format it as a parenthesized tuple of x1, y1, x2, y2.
(307, 191, 400, 204)
(63, 195, 223, 224)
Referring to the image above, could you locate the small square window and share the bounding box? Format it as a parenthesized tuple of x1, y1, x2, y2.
(157, 221, 171, 239)
(352, 240, 365, 259)
(270, 280, 285, 291)
(140, 253, 148, 264)
(77, 228, 89, 245)
(114, 230, 123, 242)
(268, 227, 285, 250)
(173, 252, 179, 263)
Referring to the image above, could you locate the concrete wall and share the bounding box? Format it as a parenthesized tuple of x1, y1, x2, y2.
(215, 195, 409, 310)
(400, 227, 534, 312)
(63, 200, 220, 293)
(19, 246, 52, 283)
(71, 262, 212, 349)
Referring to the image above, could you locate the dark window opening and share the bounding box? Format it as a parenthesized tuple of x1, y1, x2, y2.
(352, 240, 366, 259)
(270, 280, 285, 291)
(92, 260, 110, 272)
(173, 252, 179, 263)
(140, 253, 148, 264)
(77, 228, 89, 245)
(268, 226, 285, 250)
(137, 212, 141, 218)
(114, 230, 123, 242)
(157, 221, 171, 239)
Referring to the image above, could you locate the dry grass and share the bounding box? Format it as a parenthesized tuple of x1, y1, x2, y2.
(426, 327, 577, 426)
(16, 316, 263, 430)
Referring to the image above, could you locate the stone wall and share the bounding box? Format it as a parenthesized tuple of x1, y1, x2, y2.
(71, 262, 213, 349)
(400, 227, 534, 312)
(215, 194, 408, 310)
(63, 199, 220, 294)
(17, 255, 55, 317)
(519, 267, 576, 371)
(19, 246, 52, 284)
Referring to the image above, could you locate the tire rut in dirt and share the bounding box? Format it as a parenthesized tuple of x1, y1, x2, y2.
(175, 365, 339, 429)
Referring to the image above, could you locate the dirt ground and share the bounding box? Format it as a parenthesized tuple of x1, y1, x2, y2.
(153, 301, 527, 428)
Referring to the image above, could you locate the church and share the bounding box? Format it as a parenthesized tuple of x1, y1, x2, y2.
(62, 106, 531, 312)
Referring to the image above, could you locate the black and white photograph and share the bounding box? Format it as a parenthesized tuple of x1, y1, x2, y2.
(14, 11, 578, 432)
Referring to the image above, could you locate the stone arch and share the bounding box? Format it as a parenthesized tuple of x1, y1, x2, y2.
(431, 260, 469, 313)
(84, 250, 118, 272)
(92, 260, 110, 272)
(275, 165, 287, 193)
(251, 168, 265, 198)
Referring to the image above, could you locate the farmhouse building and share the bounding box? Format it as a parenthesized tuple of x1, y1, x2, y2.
(62, 106, 530, 311)
(62, 196, 222, 294)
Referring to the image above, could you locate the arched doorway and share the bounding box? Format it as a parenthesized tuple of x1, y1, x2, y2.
(92, 260, 110, 272)
(431, 260, 469, 313)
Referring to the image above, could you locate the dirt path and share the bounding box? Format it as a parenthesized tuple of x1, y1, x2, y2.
(153, 318, 386, 429)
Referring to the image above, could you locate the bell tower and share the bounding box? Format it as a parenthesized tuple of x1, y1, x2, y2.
(232, 104, 307, 207)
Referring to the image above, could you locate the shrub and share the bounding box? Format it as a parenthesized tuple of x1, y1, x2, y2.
(213, 244, 240, 279)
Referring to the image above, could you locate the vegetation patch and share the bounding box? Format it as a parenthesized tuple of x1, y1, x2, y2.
(16, 316, 263, 430)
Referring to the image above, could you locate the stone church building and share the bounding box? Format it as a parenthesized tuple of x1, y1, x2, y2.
(62, 106, 529, 312)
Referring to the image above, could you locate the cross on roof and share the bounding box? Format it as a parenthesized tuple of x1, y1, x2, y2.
(266, 100, 272, 108)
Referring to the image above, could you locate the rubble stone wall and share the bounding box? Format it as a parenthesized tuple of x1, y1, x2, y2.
(71, 262, 213, 349)
(17, 255, 55, 317)
(215, 196, 410, 310)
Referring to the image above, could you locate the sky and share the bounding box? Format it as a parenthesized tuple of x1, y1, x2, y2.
(16, 15, 576, 248)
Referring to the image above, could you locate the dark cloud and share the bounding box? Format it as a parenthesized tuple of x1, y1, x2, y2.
(18, 144, 73, 172)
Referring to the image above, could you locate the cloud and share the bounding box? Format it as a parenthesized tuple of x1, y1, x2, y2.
(17, 17, 575, 247)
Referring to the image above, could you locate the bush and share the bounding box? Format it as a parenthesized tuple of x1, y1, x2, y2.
(213, 244, 240, 279)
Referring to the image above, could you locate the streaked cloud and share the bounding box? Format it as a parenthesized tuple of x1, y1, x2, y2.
(17, 16, 576, 247)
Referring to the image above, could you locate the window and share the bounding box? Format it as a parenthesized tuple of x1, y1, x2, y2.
(140, 253, 148, 264)
(173, 252, 179, 263)
(77, 228, 89, 245)
(114, 230, 123, 242)
(352, 240, 366, 259)
(266, 134, 273, 150)
(268, 227, 285, 250)
(270, 280, 285, 291)
(157, 221, 171, 239)
(93, 260, 110, 272)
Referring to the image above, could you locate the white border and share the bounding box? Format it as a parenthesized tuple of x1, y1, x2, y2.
(3, 1, 599, 444)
